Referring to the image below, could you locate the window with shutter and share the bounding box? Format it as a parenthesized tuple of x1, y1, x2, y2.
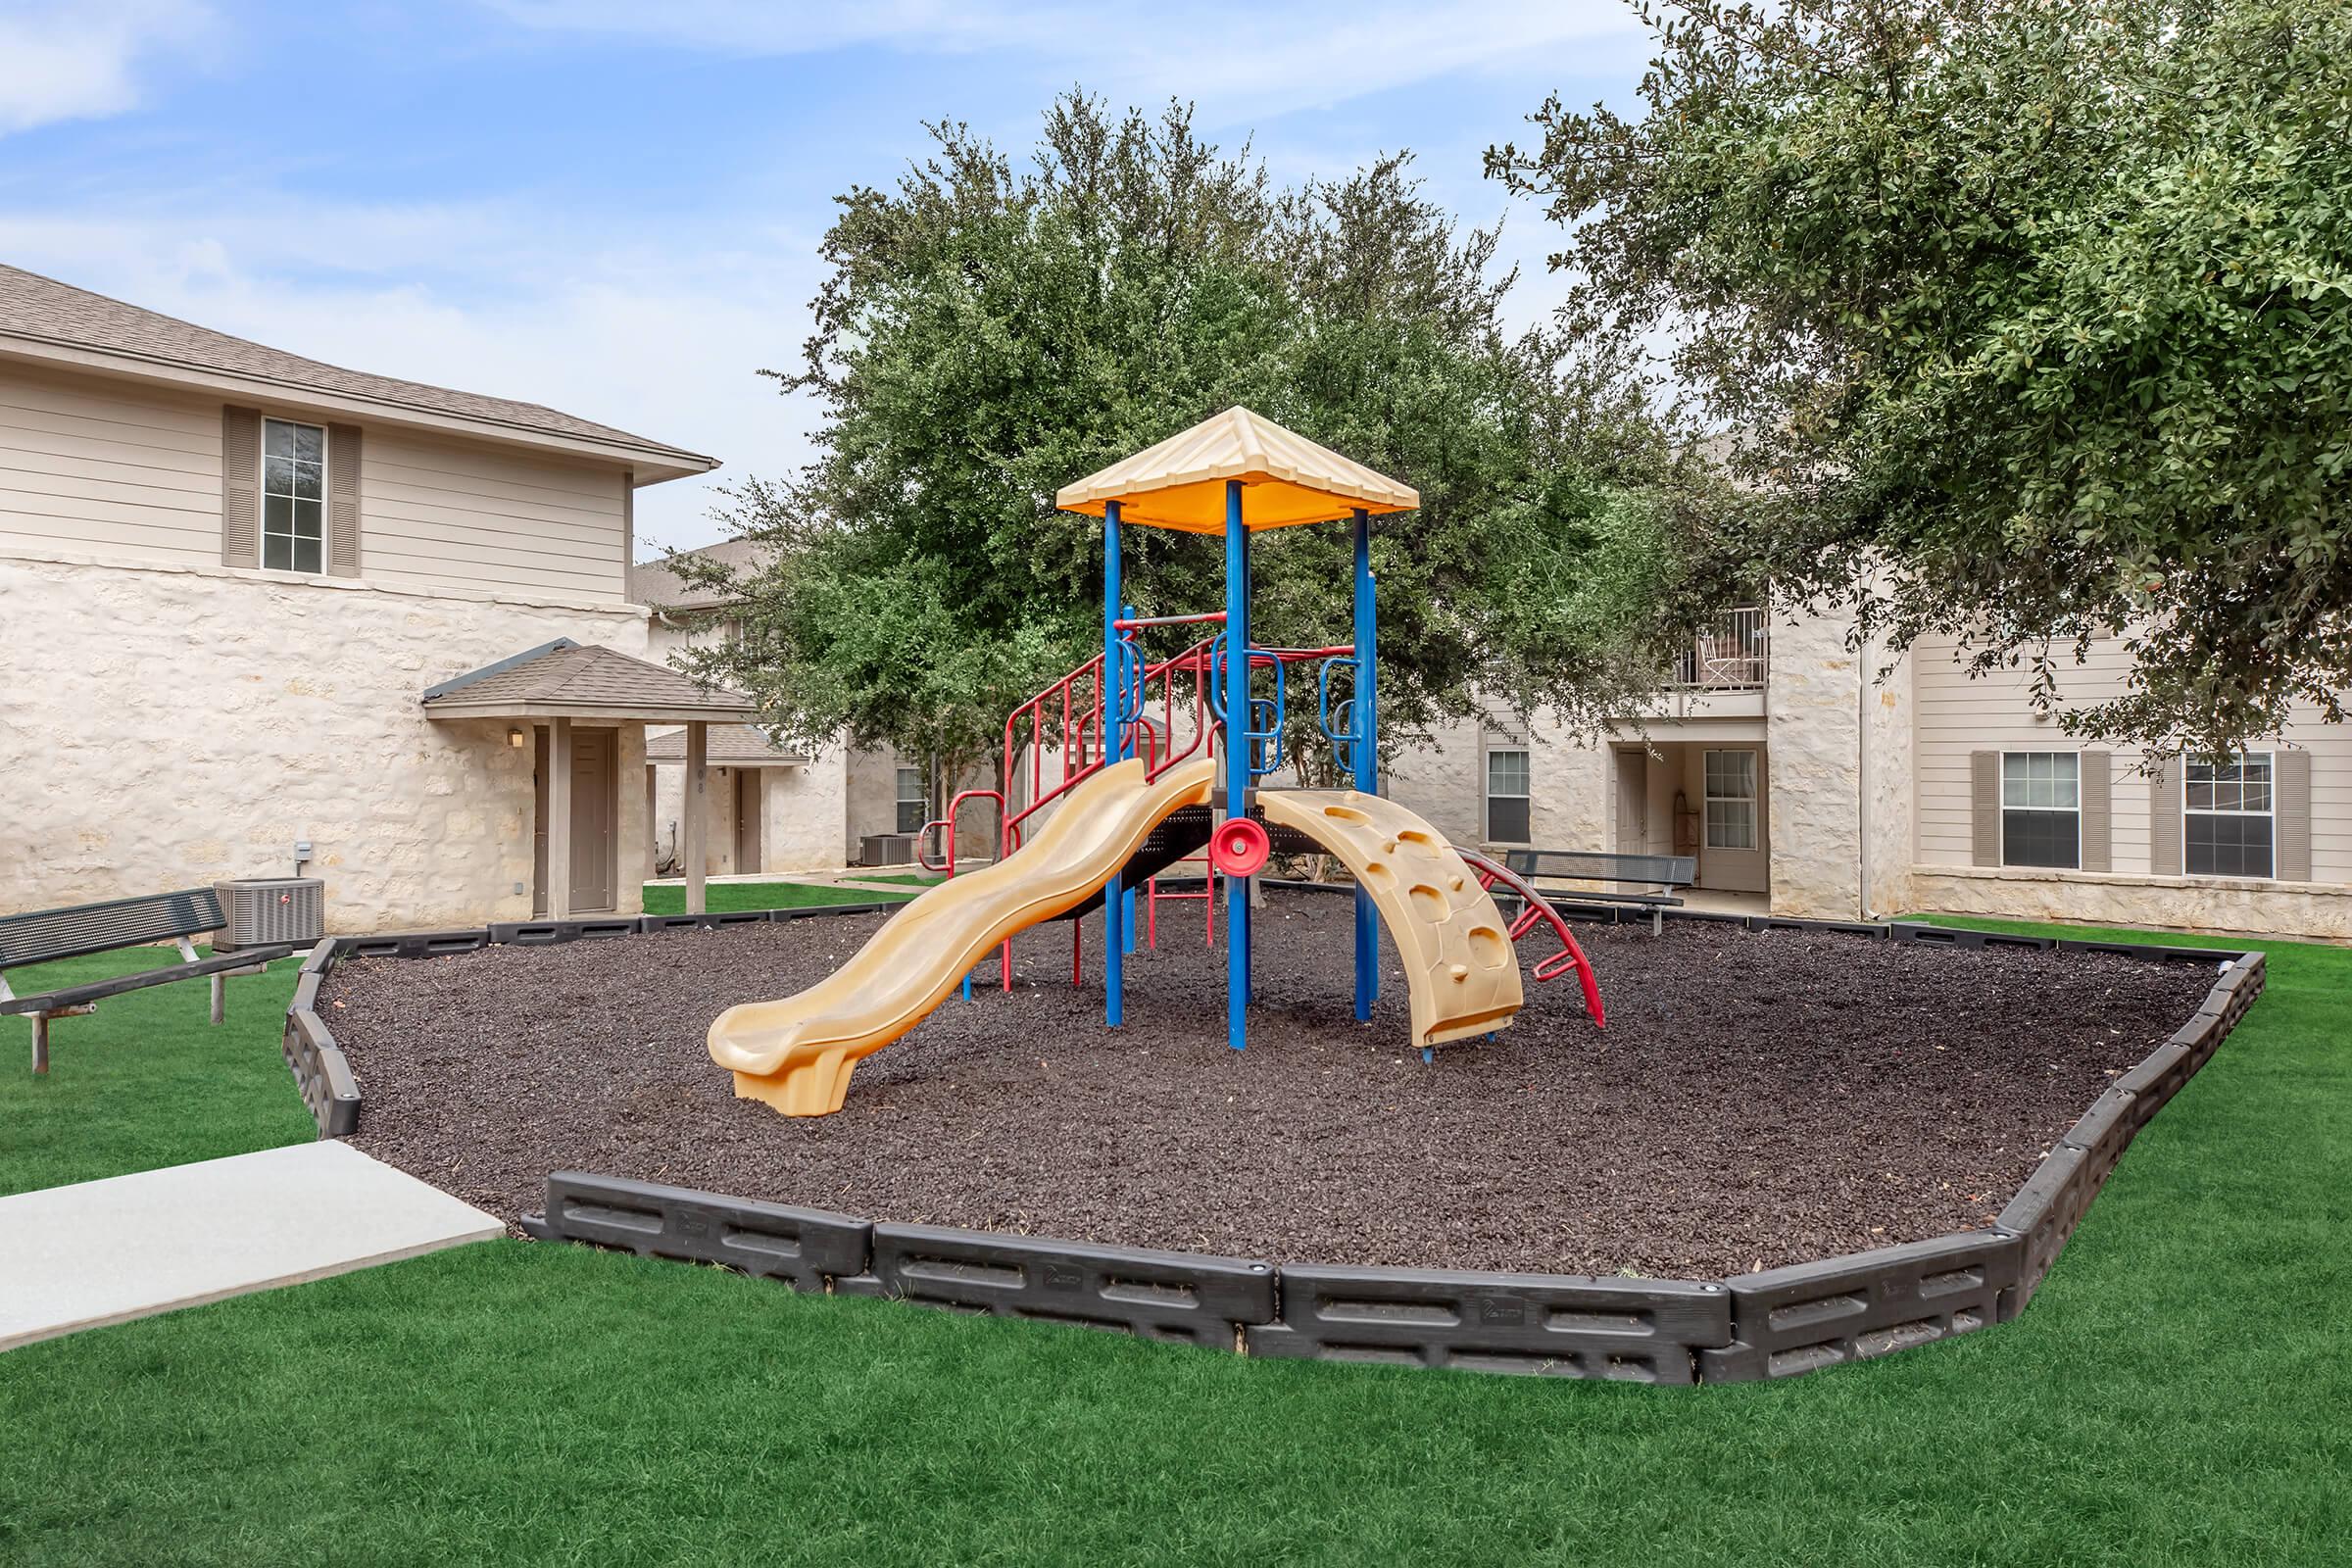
(2183, 753, 2275, 878)
(2000, 752, 2081, 869)
(261, 418, 327, 573)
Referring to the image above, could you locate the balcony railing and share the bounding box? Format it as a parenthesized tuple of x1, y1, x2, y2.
(1670, 608, 1768, 692)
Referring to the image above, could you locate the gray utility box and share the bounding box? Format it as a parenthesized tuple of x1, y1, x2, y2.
(858, 833, 919, 868)
(215, 877, 326, 951)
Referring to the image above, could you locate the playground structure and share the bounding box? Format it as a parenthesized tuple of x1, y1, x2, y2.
(709, 409, 1603, 1115)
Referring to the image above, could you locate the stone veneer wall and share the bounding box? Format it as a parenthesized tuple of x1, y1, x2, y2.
(1385, 712, 1612, 857)
(761, 759, 853, 873)
(1764, 609, 1867, 919)
(1862, 635, 1918, 918)
(1909, 864, 2352, 941)
(1, 550, 652, 932)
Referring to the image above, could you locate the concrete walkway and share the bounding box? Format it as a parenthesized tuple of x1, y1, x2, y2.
(0, 1142, 503, 1351)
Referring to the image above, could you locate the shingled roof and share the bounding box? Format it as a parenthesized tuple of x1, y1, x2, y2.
(0, 263, 714, 473)
(422, 640, 758, 722)
(630, 538, 766, 612)
(643, 723, 808, 766)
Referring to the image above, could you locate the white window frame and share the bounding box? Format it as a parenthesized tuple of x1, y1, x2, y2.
(1999, 751, 2082, 869)
(261, 416, 329, 574)
(2183, 750, 2276, 880)
(1485, 747, 1531, 845)
(895, 764, 928, 837)
(1702, 748, 1758, 851)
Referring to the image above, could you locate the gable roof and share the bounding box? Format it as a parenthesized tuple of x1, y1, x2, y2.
(421, 639, 758, 722)
(643, 723, 808, 766)
(1054, 407, 1418, 534)
(0, 263, 717, 481)
(630, 538, 766, 612)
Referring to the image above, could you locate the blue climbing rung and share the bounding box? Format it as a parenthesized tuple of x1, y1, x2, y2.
(1316, 653, 1365, 769)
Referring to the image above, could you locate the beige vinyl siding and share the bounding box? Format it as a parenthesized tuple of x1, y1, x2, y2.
(1913, 636, 2149, 873)
(0, 360, 633, 601)
(361, 429, 629, 600)
(0, 361, 223, 566)
(1913, 631, 2352, 883)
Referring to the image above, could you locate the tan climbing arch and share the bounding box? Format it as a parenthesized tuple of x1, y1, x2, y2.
(1254, 789, 1524, 1047)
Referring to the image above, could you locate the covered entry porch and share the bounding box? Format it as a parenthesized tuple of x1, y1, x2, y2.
(422, 639, 758, 919)
(1609, 735, 1772, 901)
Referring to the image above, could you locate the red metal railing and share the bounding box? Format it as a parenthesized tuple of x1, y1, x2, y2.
(1456, 847, 1607, 1027)
(922, 613, 1368, 993)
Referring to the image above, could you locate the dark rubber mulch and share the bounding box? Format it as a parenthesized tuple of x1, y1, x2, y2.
(327, 893, 2217, 1279)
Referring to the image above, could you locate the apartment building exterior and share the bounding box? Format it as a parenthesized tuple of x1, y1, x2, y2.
(629, 544, 940, 876)
(1388, 606, 2352, 941)
(0, 264, 745, 931)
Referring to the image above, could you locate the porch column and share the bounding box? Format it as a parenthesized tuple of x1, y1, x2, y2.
(548, 717, 574, 919)
(684, 720, 709, 915)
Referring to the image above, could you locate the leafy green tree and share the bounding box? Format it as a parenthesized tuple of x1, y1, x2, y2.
(1491, 0, 2352, 753)
(670, 93, 1695, 800)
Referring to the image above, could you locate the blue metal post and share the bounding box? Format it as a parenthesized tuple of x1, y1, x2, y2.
(1121, 601, 1140, 956)
(1352, 507, 1379, 1020)
(1102, 500, 1124, 1027)
(1224, 478, 1250, 1051)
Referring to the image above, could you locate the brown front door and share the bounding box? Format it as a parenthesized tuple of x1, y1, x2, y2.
(568, 726, 618, 911)
(734, 768, 761, 874)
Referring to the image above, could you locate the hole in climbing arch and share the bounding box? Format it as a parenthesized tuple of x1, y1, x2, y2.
(1361, 861, 1396, 889)
(1466, 925, 1509, 968)
(1320, 804, 1371, 825)
(1408, 884, 1447, 922)
(1396, 828, 1440, 853)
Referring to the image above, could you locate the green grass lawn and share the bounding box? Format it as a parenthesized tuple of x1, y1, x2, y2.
(641, 879, 916, 914)
(846, 870, 945, 887)
(0, 948, 312, 1198)
(2, 914, 2347, 1564)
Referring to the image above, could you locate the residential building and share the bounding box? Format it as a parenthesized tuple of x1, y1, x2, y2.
(1388, 606, 2352, 940)
(628, 545, 946, 875)
(0, 263, 745, 930)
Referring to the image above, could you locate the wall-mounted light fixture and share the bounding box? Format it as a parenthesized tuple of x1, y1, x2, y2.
(508, 725, 526, 748)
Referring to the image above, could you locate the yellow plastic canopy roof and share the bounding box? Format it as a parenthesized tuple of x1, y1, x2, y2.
(1054, 407, 1419, 534)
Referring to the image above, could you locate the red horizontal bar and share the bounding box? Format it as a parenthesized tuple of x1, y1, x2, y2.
(1113, 611, 1227, 631)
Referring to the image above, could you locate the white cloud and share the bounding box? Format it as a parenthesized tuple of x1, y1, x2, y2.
(0, 199, 824, 553)
(487, 0, 1641, 117)
(0, 1, 216, 134)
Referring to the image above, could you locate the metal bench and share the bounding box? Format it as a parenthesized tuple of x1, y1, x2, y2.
(1497, 850, 1697, 936)
(0, 888, 299, 1072)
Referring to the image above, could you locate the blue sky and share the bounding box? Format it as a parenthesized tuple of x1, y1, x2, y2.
(0, 1, 1651, 553)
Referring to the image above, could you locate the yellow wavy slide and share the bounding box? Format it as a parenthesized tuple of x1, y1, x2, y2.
(710, 756, 1215, 1116)
(710, 760, 1526, 1118)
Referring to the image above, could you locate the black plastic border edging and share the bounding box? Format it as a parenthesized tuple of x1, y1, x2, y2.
(522, 1170, 869, 1291)
(1249, 1264, 1729, 1383)
(306, 892, 2265, 1385)
(281, 937, 362, 1138)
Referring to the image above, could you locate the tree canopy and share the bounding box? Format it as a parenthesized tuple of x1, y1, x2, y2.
(1491, 0, 2352, 753)
(670, 94, 1695, 784)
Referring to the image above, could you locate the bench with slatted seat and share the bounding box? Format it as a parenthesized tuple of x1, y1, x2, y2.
(1497, 850, 1697, 936)
(0, 889, 300, 1072)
